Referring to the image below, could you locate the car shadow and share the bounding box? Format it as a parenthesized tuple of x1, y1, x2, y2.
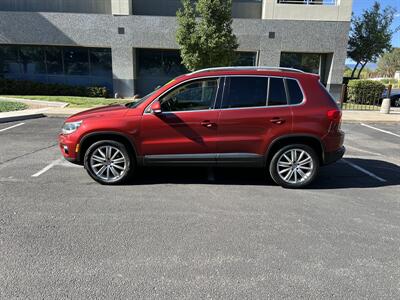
(125, 158, 400, 189)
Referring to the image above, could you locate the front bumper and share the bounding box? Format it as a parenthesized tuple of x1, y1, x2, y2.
(59, 134, 80, 164)
(323, 146, 345, 165)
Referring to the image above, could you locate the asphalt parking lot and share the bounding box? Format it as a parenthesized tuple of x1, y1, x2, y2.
(0, 117, 399, 299)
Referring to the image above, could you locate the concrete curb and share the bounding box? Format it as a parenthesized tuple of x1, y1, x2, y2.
(0, 108, 48, 123)
(0, 97, 68, 108)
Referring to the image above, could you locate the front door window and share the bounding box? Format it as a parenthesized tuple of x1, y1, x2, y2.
(159, 79, 219, 112)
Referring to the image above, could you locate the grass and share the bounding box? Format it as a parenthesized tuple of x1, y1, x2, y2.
(0, 101, 28, 112)
(1, 95, 130, 108)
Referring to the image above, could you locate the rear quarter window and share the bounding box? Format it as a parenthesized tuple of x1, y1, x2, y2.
(286, 79, 304, 105)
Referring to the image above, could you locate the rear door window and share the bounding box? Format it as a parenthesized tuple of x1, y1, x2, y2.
(222, 77, 268, 108)
(268, 77, 287, 106)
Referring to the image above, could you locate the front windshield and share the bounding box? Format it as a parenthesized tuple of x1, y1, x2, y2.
(125, 92, 155, 108)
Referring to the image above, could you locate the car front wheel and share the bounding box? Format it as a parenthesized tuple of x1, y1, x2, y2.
(269, 144, 319, 189)
(84, 140, 133, 185)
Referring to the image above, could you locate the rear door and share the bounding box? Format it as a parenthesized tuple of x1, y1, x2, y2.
(216, 76, 293, 163)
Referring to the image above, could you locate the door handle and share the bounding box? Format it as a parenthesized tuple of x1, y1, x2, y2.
(270, 117, 286, 125)
(201, 120, 216, 128)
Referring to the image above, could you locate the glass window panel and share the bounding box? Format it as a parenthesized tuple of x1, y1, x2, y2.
(286, 79, 304, 105)
(234, 52, 257, 66)
(47, 75, 66, 85)
(0, 46, 20, 75)
(162, 50, 187, 76)
(222, 76, 268, 108)
(160, 79, 218, 112)
(90, 48, 112, 77)
(0, 0, 111, 14)
(138, 49, 163, 76)
(45, 47, 64, 75)
(64, 47, 89, 75)
(19, 46, 46, 74)
(280, 52, 321, 74)
(66, 75, 92, 87)
(268, 77, 287, 106)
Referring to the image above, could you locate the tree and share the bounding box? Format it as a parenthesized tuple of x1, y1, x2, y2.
(347, 2, 396, 79)
(176, 0, 238, 71)
(377, 48, 400, 78)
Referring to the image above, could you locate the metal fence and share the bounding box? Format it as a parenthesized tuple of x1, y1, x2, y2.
(339, 84, 391, 111)
(277, 0, 337, 5)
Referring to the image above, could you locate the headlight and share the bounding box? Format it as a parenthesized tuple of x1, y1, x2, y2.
(62, 121, 82, 135)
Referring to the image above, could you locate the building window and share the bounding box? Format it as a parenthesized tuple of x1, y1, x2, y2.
(64, 48, 90, 76)
(136, 49, 258, 95)
(235, 52, 258, 66)
(0, 0, 112, 14)
(280, 52, 329, 84)
(132, 0, 261, 18)
(0, 45, 113, 90)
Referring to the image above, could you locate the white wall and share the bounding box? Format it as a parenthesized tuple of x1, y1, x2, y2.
(262, 0, 352, 22)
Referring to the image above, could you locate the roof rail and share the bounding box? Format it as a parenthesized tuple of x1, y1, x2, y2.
(188, 66, 306, 75)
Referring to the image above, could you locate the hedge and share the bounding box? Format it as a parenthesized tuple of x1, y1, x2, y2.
(347, 80, 385, 105)
(0, 78, 108, 98)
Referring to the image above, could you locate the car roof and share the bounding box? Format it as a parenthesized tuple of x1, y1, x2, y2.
(175, 66, 320, 82)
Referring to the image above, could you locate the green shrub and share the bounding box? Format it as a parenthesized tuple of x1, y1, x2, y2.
(86, 86, 108, 98)
(379, 78, 400, 88)
(0, 78, 109, 97)
(347, 80, 385, 105)
(0, 101, 28, 112)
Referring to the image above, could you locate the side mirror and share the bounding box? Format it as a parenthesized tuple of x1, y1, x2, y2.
(151, 101, 162, 114)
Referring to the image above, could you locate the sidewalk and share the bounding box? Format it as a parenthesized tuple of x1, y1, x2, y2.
(342, 110, 400, 123)
(0, 97, 68, 108)
(0, 108, 48, 123)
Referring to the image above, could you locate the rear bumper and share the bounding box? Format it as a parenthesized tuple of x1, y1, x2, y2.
(323, 146, 345, 165)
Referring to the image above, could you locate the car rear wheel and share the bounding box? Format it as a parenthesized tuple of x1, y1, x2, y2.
(269, 144, 319, 188)
(84, 140, 133, 185)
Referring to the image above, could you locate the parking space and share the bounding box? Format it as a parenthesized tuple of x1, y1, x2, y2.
(0, 118, 399, 298)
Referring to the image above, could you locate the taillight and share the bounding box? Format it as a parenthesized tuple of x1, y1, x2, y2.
(327, 110, 341, 122)
(327, 109, 342, 132)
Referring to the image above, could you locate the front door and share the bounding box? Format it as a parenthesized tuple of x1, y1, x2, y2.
(140, 77, 221, 161)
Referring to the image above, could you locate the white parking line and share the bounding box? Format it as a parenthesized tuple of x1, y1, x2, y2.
(31, 159, 62, 177)
(360, 123, 400, 138)
(342, 159, 386, 183)
(0, 122, 25, 132)
(345, 145, 383, 156)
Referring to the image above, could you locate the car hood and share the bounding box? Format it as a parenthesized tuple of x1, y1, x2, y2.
(67, 105, 129, 122)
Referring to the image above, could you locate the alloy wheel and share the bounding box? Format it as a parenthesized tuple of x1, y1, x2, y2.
(276, 148, 314, 184)
(89, 145, 127, 182)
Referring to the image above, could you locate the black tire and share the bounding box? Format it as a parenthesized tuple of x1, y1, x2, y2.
(269, 144, 319, 189)
(84, 140, 134, 185)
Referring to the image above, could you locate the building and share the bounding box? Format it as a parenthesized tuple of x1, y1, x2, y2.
(0, 0, 352, 99)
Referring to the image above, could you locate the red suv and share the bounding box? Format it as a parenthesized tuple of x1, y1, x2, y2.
(59, 67, 345, 188)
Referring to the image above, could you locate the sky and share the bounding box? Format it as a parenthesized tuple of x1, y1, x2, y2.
(346, 0, 400, 66)
(352, 0, 400, 47)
